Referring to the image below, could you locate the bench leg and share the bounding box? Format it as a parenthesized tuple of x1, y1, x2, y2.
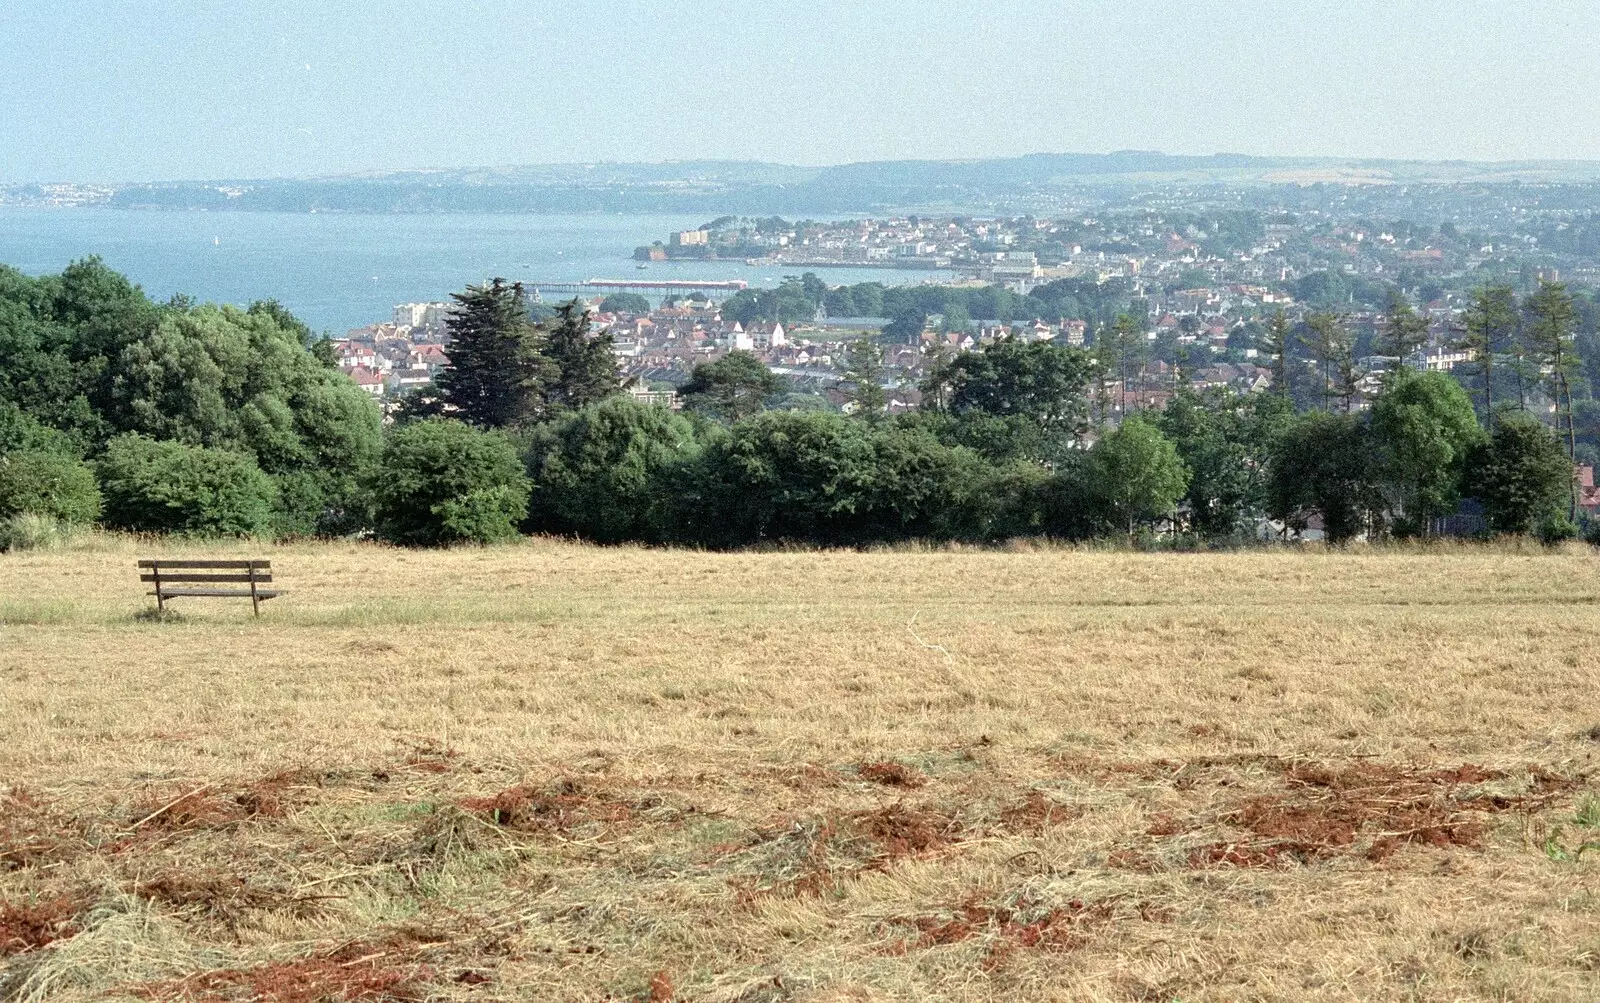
(250, 577, 260, 618)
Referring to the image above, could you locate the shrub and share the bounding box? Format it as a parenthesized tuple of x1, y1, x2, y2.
(97, 434, 276, 536)
(1538, 514, 1579, 546)
(1036, 453, 1113, 541)
(1465, 415, 1572, 537)
(524, 396, 698, 543)
(0, 450, 102, 524)
(672, 411, 990, 547)
(373, 419, 530, 546)
(0, 513, 70, 553)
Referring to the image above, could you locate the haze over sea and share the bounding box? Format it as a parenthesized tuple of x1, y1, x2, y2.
(0, 208, 949, 334)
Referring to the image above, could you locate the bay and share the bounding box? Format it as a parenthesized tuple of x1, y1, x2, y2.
(0, 208, 951, 334)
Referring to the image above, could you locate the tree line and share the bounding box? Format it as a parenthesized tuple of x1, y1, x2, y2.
(0, 262, 1585, 550)
(721, 272, 1137, 341)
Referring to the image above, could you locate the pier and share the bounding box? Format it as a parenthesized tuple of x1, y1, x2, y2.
(529, 278, 749, 301)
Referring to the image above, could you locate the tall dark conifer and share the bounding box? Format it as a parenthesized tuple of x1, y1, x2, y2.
(1458, 284, 1518, 430)
(433, 279, 554, 428)
(1380, 292, 1430, 367)
(1261, 309, 1292, 401)
(543, 300, 622, 411)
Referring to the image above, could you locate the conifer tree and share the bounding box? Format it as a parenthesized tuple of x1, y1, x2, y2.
(1261, 309, 1293, 401)
(1380, 291, 1430, 367)
(543, 300, 622, 411)
(1301, 313, 1356, 412)
(1523, 280, 1580, 518)
(432, 279, 555, 428)
(1458, 284, 1518, 430)
(841, 336, 889, 418)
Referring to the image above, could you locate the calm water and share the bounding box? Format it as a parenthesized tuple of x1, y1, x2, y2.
(0, 208, 950, 334)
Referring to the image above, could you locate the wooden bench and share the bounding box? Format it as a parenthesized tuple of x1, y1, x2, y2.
(139, 559, 283, 616)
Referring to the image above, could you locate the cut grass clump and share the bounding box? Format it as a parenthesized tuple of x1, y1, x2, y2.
(0, 895, 83, 957)
(125, 770, 319, 832)
(131, 872, 319, 929)
(0, 788, 90, 872)
(728, 802, 967, 901)
(856, 761, 926, 788)
(130, 941, 433, 1003)
(1113, 761, 1579, 870)
(458, 778, 639, 834)
(881, 890, 1117, 970)
(997, 790, 1080, 833)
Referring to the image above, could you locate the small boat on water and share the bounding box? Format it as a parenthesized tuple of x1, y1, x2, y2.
(636, 262, 649, 270)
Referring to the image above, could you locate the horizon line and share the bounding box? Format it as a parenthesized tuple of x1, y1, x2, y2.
(14, 149, 1600, 189)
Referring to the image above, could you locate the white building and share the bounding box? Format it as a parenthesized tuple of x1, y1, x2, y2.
(393, 302, 453, 332)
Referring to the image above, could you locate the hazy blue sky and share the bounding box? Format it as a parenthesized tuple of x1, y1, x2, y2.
(6, 0, 1600, 182)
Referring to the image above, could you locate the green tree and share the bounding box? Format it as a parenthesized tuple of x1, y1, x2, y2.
(372, 418, 530, 546)
(0, 402, 76, 457)
(840, 336, 889, 418)
(0, 266, 380, 533)
(940, 302, 971, 333)
(1459, 284, 1519, 429)
(542, 301, 622, 412)
(1380, 291, 1430, 364)
(921, 337, 1094, 431)
(1465, 414, 1573, 538)
(1089, 417, 1189, 538)
(1267, 412, 1379, 544)
(598, 292, 651, 315)
(1523, 281, 1581, 518)
(97, 434, 276, 536)
(678, 350, 783, 422)
(1368, 369, 1484, 537)
(1100, 314, 1147, 414)
(1159, 388, 1291, 538)
(678, 411, 987, 546)
(524, 395, 699, 543)
(431, 279, 556, 428)
(1301, 313, 1357, 412)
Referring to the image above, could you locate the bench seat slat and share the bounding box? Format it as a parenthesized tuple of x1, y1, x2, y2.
(138, 560, 270, 569)
(139, 573, 271, 583)
(149, 588, 284, 599)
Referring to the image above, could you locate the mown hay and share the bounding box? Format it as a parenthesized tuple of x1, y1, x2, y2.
(0, 896, 82, 957)
(131, 941, 432, 1003)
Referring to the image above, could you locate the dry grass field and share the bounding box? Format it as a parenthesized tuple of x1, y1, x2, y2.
(2, 537, 1599, 1002)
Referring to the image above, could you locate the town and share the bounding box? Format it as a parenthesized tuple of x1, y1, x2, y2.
(335, 202, 1600, 428)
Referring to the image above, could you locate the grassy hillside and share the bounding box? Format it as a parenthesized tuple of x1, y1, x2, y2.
(2, 539, 1598, 1001)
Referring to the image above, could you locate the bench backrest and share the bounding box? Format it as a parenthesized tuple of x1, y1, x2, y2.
(138, 559, 272, 585)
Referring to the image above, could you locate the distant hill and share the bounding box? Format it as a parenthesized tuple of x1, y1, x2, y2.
(13, 152, 1600, 215)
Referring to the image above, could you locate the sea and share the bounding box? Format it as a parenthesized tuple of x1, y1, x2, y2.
(0, 208, 952, 335)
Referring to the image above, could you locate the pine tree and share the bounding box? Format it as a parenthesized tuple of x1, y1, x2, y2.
(1458, 284, 1518, 430)
(1301, 313, 1356, 412)
(1105, 314, 1145, 414)
(1380, 291, 1430, 366)
(1523, 280, 1580, 518)
(1261, 309, 1293, 400)
(841, 336, 889, 418)
(543, 300, 622, 411)
(432, 279, 555, 428)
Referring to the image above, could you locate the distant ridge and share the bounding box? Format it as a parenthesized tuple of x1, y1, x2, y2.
(12, 151, 1600, 215)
